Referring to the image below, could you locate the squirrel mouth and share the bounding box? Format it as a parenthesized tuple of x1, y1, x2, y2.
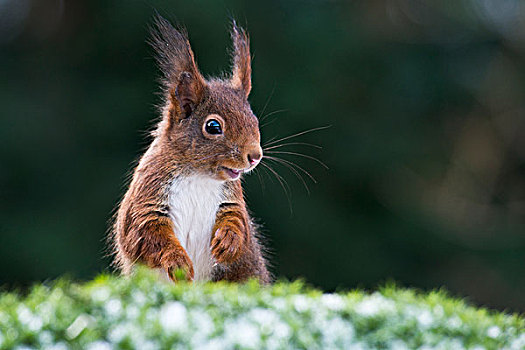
(221, 167, 242, 180)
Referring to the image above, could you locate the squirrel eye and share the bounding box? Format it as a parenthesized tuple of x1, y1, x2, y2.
(205, 119, 222, 135)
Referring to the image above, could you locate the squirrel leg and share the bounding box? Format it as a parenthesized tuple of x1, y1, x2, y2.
(211, 203, 248, 264)
(122, 216, 194, 281)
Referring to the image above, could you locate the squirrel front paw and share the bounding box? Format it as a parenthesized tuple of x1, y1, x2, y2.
(211, 224, 245, 264)
(162, 250, 194, 282)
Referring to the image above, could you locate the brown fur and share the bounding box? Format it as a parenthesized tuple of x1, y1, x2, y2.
(111, 16, 270, 284)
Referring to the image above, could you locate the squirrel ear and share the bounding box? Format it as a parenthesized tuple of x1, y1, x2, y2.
(150, 15, 205, 121)
(172, 71, 204, 118)
(230, 21, 252, 98)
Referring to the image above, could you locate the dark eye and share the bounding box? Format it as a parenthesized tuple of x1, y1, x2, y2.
(205, 119, 222, 135)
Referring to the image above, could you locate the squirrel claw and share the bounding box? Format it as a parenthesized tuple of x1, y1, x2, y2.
(163, 250, 195, 282)
(211, 226, 244, 264)
(168, 266, 194, 282)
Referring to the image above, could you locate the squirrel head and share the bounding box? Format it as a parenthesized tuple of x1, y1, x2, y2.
(150, 16, 262, 182)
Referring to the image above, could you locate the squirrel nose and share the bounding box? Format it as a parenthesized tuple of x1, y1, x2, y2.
(247, 148, 262, 166)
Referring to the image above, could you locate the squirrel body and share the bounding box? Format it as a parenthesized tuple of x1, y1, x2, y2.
(111, 17, 270, 283)
(167, 174, 224, 281)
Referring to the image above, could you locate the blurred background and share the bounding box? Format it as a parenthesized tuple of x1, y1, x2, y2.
(1, 0, 525, 312)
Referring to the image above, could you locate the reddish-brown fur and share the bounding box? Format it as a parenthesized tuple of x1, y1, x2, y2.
(111, 16, 270, 283)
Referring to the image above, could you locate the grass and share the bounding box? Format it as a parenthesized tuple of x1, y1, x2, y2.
(0, 267, 523, 349)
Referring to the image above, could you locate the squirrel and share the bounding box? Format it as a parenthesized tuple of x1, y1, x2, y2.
(111, 16, 270, 284)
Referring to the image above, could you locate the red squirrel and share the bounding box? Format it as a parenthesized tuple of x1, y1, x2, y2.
(111, 16, 270, 283)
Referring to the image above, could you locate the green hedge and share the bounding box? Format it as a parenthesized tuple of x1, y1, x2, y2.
(1, 268, 523, 350)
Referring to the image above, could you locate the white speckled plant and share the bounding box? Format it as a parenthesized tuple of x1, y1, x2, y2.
(0, 268, 523, 350)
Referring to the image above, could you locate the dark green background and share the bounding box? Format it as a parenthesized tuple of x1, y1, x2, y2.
(2, 1, 524, 312)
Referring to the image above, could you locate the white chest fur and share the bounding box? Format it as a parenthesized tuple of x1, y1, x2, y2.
(167, 175, 224, 281)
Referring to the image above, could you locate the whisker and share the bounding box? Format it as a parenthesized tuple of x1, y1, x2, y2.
(258, 84, 276, 119)
(264, 156, 310, 194)
(264, 155, 317, 184)
(264, 142, 322, 151)
(263, 125, 331, 148)
(262, 135, 278, 147)
(252, 167, 265, 193)
(265, 150, 329, 169)
(260, 162, 291, 195)
(260, 162, 293, 214)
(260, 108, 289, 123)
(261, 118, 278, 129)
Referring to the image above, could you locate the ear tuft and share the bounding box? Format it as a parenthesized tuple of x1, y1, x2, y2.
(230, 20, 252, 97)
(149, 15, 205, 121)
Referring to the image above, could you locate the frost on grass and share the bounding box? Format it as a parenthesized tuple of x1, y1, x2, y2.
(0, 267, 523, 350)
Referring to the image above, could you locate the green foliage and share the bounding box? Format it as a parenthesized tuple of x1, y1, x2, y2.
(1, 268, 523, 349)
